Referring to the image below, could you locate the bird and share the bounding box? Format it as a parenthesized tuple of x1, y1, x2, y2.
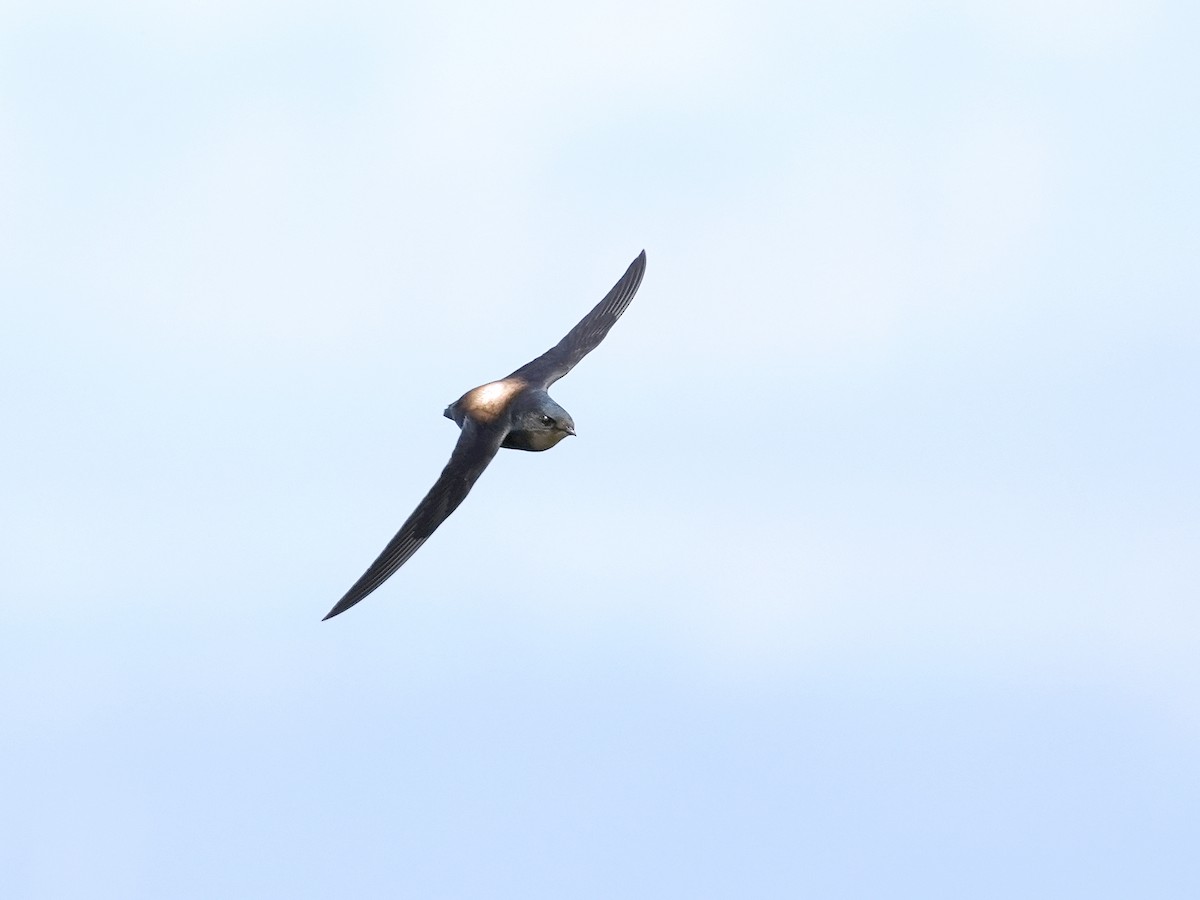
(322, 250, 647, 620)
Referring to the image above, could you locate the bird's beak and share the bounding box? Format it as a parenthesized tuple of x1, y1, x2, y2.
(563, 424, 576, 437)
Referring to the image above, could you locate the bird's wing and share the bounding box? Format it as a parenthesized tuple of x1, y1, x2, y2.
(507, 250, 646, 389)
(322, 418, 507, 620)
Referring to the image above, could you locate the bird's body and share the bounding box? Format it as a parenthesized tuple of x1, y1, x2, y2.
(323, 250, 646, 620)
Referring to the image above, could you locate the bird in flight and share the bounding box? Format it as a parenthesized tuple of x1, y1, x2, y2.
(323, 250, 647, 620)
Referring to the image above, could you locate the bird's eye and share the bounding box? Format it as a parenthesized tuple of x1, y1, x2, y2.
(540, 414, 554, 426)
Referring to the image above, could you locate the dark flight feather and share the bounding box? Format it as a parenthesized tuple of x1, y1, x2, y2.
(508, 250, 646, 388)
(322, 420, 506, 620)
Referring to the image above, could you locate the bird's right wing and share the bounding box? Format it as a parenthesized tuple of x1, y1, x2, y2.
(507, 250, 646, 389)
(322, 418, 507, 620)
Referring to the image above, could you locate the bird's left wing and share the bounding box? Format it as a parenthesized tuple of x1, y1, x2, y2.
(507, 250, 646, 389)
(322, 418, 507, 620)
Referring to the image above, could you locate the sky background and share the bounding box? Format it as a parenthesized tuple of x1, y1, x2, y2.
(2, 1, 1198, 897)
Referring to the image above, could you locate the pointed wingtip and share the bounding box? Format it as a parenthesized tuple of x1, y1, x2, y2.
(627, 249, 646, 280)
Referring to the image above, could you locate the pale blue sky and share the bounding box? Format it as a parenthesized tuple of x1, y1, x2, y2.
(3, 1, 1198, 897)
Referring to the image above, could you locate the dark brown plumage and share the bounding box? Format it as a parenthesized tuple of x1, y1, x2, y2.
(323, 251, 646, 620)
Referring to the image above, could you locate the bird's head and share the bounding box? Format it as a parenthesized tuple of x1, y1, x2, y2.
(512, 393, 576, 450)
